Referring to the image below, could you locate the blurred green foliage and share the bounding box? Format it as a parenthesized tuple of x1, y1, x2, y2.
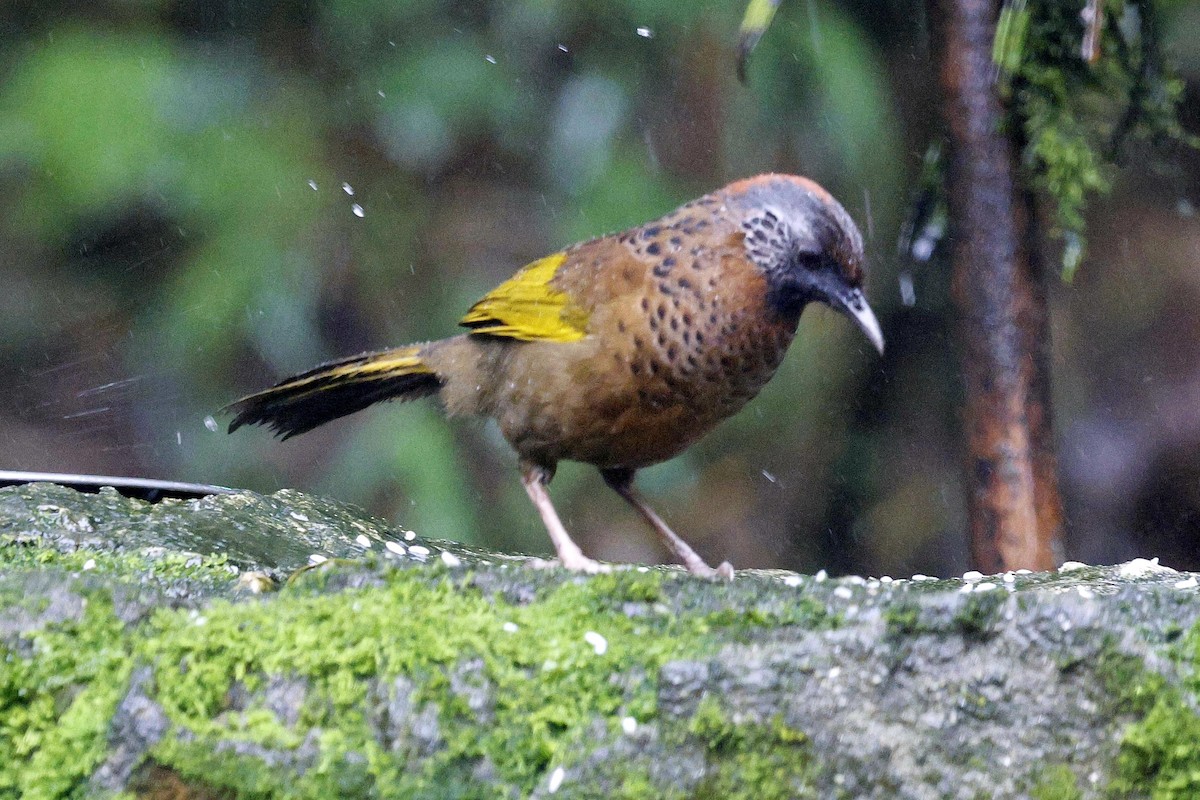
(994, 0, 1197, 279)
(2, 0, 1196, 575)
(0, 0, 909, 568)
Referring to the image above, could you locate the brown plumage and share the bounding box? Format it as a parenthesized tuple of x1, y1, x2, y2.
(226, 174, 883, 578)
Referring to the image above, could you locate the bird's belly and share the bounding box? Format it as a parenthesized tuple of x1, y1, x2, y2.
(494, 320, 796, 469)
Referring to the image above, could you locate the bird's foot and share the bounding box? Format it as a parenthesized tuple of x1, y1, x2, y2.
(530, 554, 613, 574)
(695, 560, 735, 581)
(680, 555, 735, 581)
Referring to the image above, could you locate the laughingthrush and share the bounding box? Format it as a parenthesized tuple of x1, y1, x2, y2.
(226, 174, 884, 577)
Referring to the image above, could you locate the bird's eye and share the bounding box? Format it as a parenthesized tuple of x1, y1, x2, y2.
(791, 250, 825, 272)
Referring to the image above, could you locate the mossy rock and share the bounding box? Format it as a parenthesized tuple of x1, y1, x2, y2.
(3, 483, 1200, 799)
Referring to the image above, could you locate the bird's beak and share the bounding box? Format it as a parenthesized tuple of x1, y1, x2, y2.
(832, 287, 885, 355)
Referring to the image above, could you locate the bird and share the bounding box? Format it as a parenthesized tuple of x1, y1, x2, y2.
(225, 174, 883, 578)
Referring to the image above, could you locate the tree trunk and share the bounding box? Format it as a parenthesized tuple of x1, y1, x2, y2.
(936, 0, 1062, 572)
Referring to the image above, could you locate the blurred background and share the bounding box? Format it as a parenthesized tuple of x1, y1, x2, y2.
(1, 0, 1198, 577)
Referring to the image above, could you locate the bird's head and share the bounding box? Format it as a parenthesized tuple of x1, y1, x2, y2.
(726, 174, 884, 355)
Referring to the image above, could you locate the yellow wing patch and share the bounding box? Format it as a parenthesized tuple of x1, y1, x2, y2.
(459, 252, 589, 342)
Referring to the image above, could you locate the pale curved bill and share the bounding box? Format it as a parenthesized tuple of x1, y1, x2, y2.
(840, 288, 885, 355)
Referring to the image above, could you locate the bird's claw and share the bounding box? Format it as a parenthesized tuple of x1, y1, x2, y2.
(531, 555, 613, 574)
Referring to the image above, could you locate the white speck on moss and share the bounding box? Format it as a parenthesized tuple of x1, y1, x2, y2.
(404, 530, 417, 541)
(782, 575, 802, 587)
(308, 554, 327, 565)
(502, 622, 519, 633)
(962, 570, 984, 582)
(815, 569, 828, 582)
(548, 766, 565, 793)
(409, 545, 431, 557)
(584, 631, 608, 655)
(621, 716, 637, 735)
(385, 541, 406, 556)
(82, 559, 96, 571)
(1174, 576, 1198, 590)
(832, 585, 853, 600)
(1059, 561, 1089, 572)
(355, 534, 371, 548)
(440, 551, 462, 568)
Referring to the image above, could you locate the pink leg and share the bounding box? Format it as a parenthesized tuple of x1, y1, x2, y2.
(601, 468, 734, 580)
(521, 462, 610, 574)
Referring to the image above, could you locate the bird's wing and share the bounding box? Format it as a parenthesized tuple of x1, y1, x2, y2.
(459, 252, 590, 342)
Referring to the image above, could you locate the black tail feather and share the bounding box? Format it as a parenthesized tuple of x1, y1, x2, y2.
(224, 348, 442, 440)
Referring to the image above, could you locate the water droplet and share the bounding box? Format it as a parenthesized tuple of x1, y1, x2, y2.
(351, 203, 365, 218)
(898, 272, 916, 306)
(306, 179, 318, 191)
(203, 415, 218, 432)
(1061, 230, 1083, 282)
(635, 26, 653, 38)
(342, 182, 355, 196)
(862, 188, 874, 240)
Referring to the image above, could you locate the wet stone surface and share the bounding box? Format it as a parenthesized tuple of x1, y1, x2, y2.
(2, 482, 1199, 799)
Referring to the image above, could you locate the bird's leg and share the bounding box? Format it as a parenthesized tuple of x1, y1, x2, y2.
(520, 461, 611, 574)
(600, 468, 734, 580)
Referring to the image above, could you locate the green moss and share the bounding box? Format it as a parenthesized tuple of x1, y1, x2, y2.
(1097, 619, 1200, 798)
(952, 590, 1007, 638)
(683, 695, 813, 800)
(0, 534, 239, 588)
(1106, 693, 1200, 798)
(102, 562, 829, 798)
(0, 589, 133, 799)
(611, 770, 686, 800)
(884, 600, 925, 635)
(1031, 764, 1082, 800)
